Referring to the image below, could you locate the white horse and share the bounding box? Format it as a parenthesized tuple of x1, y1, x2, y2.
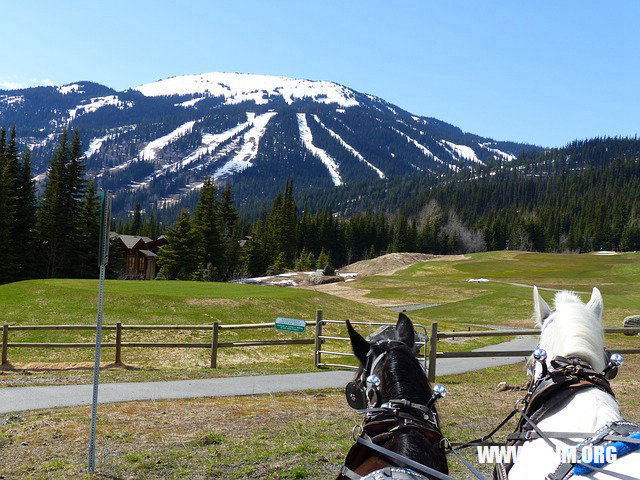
(508, 286, 640, 479)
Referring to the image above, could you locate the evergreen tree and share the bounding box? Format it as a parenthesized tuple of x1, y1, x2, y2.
(13, 149, 37, 278)
(157, 209, 199, 280)
(76, 179, 100, 278)
(129, 203, 142, 236)
(193, 177, 222, 279)
(217, 184, 240, 279)
(0, 129, 18, 283)
(38, 130, 72, 277)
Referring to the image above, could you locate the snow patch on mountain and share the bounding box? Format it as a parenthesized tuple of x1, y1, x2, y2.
(176, 97, 206, 108)
(213, 111, 277, 180)
(134, 72, 359, 108)
(85, 125, 137, 158)
(140, 120, 196, 161)
(391, 127, 444, 165)
(297, 113, 342, 186)
(312, 114, 385, 179)
(176, 120, 250, 170)
(0, 95, 24, 106)
(67, 95, 133, 121)
(440, 140, 484, 165)
(478, 142, 517, 162)
(85, 133, 115, 158)
(58, 84, 83, 95)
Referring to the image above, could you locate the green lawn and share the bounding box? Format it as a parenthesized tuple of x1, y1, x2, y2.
(1, 251, 639, 384)
(355, 251, 640, 330)
(0, 279, 395, 376)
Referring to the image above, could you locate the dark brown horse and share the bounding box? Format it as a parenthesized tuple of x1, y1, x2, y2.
(337, 314, 449, 480)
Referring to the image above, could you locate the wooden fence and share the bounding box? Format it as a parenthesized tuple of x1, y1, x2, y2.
(3, 314, 639, 377)
(314, 312, 429, 370)
(314, 320, 640, 383)
(1, 318, 317, 369)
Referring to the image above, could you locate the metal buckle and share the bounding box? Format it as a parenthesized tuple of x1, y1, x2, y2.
(352, 424, 363, 441)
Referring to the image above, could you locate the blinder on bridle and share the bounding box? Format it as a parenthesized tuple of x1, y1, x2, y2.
(345, 340, 400, 410)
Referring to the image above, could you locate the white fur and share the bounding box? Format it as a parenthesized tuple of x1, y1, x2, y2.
(509, 287, 640, 479)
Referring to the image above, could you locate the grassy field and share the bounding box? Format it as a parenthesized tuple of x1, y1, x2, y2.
(1, 251, 639, 478)
(0, 251, 639, 385)
(354, 251, 640, 330)
(3, 356, 640, 479)
(0, 279, 398, 382)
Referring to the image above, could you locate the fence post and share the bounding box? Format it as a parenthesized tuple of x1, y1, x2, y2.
(1, 324, 8, 366)
(315, 310, 323, 368)
(115, 322, 122, 365)
(427, 322, 438, 383)
(210, 321, 219, 369)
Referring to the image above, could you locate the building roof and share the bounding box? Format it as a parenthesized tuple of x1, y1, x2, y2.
(139, 249, 157, 258)
(115, 234, 147, 250)
(110, 232, 168, 251)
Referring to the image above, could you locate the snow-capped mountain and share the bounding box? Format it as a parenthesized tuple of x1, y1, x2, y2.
(0, 72, 536, 213)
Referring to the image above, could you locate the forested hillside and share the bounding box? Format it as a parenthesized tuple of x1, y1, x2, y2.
(297, 137, 640, 253)
(1, 130, 638, 285)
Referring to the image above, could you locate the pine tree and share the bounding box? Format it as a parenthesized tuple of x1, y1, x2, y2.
(316, 249, 332, 270)
(242, 220, 267, 277)
(0, 130, 18, 283)
(13, 149, 37, 278)
(157, 209, 199, 280)
(217, 184, 240, 279)
(193, 177, 222, 279)
(129, 203, 142, 236)
(77, 179, 100, 278)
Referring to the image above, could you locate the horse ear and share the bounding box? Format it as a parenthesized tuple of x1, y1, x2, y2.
(346, 320, 369, 365)
(533, 286, 552, 327)
(586, 287, 603, 321)
(396, 313, 415, 349)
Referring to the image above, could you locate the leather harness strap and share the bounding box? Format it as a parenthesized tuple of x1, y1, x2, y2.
(494, 355, 634, 480)
(338, 418, 447, 480)
(354, 435, 457, 480)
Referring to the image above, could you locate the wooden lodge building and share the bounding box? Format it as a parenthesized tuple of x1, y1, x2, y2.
(110, 233, 168, 279)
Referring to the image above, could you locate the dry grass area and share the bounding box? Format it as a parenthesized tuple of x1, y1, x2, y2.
(2, 356, 640, 480)
(339, 253, 467, 277)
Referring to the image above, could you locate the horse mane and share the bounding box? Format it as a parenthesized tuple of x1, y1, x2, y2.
(539, 290, 606, 371)
(376, 344, 449, 474)
(381, 345, 433, 403)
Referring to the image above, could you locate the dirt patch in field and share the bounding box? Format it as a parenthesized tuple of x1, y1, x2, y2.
(301, 282, 392, 307)
(340, 252, 468, 277)
(301, 254, 471, 308)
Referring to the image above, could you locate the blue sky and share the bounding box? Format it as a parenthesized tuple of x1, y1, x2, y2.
(0, 1, 637, 146)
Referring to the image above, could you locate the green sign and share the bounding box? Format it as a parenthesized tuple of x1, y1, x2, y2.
(275, 317, 306, 333)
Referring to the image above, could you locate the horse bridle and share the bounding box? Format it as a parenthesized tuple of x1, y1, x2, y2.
(345, 340, 401, 411)
(492, 350, 634, 480)
(339, 340, 451, 480)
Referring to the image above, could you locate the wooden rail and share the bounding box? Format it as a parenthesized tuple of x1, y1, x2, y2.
(314, 319, 640, 383)
(0, 319, 316, 369)
(314, 314, 429, 370)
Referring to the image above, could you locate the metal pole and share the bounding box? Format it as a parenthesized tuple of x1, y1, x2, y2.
(88, 190, 111, 473)
(427, 322, 438, 383)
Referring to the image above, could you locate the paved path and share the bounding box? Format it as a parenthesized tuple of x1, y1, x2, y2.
(0, 336, 537, 415)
